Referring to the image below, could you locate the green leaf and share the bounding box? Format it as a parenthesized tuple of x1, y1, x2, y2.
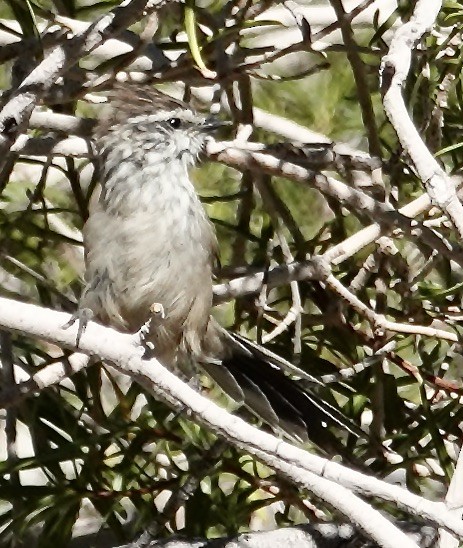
(184, 0, 216, 78)
(435, 140, 463, 156)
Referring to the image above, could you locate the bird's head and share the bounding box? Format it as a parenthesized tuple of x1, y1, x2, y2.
(97, 85, 224, 168)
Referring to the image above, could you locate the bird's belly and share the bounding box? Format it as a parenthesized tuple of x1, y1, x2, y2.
(120, 242, 211, 324)
(84, 205, 214, 355)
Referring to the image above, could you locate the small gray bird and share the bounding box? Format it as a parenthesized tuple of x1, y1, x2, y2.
(71, 85, 360, 449)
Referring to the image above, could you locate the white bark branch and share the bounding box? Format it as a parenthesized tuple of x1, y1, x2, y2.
(326, 274, 459, 343)
(381, 0, 463, 239)
(0, 0, 153, 156)
(0, 296, 462, 541)
(438, 446, 463, 548)
(206, 141, 463, 268)
(113, 521, 436, 548)
(0, 352, 90, 408)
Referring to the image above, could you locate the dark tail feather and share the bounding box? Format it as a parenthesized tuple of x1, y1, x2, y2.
(201, 329, 364, 453)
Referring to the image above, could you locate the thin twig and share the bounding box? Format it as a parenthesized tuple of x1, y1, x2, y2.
(326, 274, 459, 343)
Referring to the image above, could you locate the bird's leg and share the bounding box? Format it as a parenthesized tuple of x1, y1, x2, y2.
(62, 308, 94, 348)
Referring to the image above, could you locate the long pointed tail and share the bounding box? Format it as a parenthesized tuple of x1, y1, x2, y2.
(201, 325, 364, 453)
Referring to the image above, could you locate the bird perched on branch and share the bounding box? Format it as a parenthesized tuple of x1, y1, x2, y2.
(68, 84, 361, 451)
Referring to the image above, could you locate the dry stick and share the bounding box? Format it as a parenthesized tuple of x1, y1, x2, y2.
(255, 177, 303, 352)
(242, 0, 379, 75)
(218, 255, 459, 344)
(262, 230, 302, 349)
(0, 353, 91, 408)
(348, 247, 381, 293)
(214, 257, 331, 303)
(310, 0, 379, 44)
(326, 274, 458, 342)
(0, 0, 153, 158)
(324, 192, 435, 265)
(381, 0, 463, 239)
(29, 111, 95, 135)
(0, 295, 455, 546)
(206, 142, 463, 268)
(12, 135, 95, 157)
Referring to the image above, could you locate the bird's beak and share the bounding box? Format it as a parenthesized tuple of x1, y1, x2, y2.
(203, 118, 232, 132)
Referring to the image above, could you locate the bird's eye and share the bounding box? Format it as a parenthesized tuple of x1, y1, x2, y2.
(168, 118, 182, 128)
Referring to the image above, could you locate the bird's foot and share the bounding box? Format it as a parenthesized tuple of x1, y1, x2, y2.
(136, 318, 152, 346)
(136, 303, 165, 357)
(62, 308, 94, 348)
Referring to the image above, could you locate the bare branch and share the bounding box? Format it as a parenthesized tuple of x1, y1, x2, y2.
(0, 295, 459, 544)
(381, 0, 463, 239)
(326, 274, 459, 343)
(0, 352, 90, 408)
(206, 141, 463, 268)
(0, 0, 154, 157)
(213, 257, 330, 303)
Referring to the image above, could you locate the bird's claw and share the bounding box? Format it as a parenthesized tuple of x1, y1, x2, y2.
(62, 308, 94, 348)
(136, 303, 165, 353)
